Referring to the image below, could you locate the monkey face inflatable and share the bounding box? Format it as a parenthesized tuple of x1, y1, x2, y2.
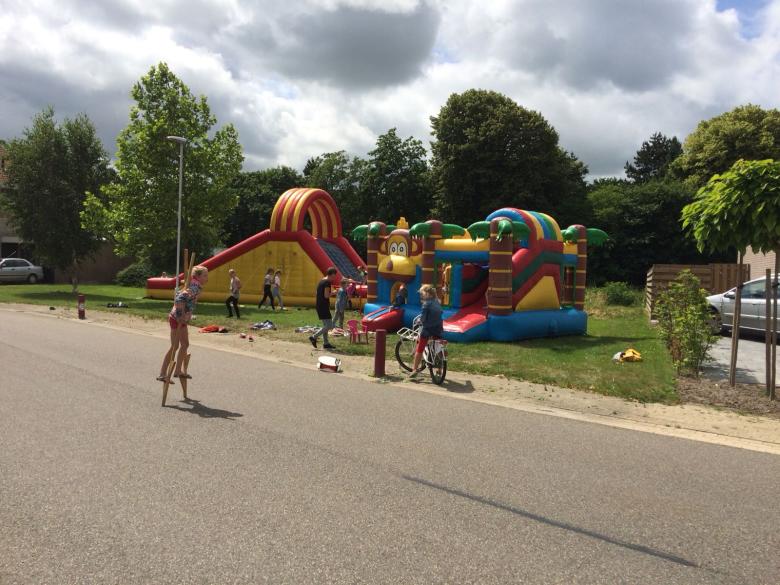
(377, 230, 422, 283)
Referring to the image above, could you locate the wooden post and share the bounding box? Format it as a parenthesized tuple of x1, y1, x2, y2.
(766, 268, 772, 394)
(374, 329, 386, 378)
(728, 252, 743, 387)
(771, 256, 779, 400)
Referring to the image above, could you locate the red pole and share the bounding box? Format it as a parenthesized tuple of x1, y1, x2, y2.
(374, 328, 386, 377)
(77, 294, 86, 320)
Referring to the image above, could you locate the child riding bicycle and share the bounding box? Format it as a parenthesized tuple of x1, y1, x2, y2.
(409, 284, 443, 378)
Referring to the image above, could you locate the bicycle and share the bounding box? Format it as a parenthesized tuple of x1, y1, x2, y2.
(395, 319, 448, 385)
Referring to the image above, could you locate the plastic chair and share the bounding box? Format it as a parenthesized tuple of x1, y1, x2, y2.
(347, 319, 368, 344)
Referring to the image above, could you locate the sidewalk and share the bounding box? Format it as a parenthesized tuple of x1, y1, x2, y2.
(5, 303, 780, 455)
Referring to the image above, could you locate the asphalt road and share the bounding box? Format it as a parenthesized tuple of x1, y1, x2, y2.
(1, 310, 779, 585)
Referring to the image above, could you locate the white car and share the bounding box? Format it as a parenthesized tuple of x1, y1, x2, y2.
(0, 258, 44, 283)
(706, 276, 780, 333)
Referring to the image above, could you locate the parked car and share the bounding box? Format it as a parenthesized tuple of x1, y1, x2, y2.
(0, 258, 45, 283)
(707, 276, 780, 333)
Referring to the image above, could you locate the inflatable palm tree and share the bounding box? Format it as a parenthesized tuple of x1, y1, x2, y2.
(467, 218, 531, 316)
(561, 225, 609, 310)
(409, 221, 466, 286)
(352, 222, 395, 302)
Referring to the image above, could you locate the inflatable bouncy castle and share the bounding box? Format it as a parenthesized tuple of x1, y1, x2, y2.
(353, 210, 607, 342)
(146, 188, 365, 305)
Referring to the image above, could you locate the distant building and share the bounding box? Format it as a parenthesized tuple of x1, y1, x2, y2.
(744, 247, 777, 278)
(0, 142, 24, 258)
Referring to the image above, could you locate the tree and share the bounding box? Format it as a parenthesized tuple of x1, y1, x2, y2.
(221, 166, 303, 245)
(625, 132, 682, 183)
(671, 104, 780, 189)
(682, 158, 780, 396)
(429, 89, 588, 226)
(358, 128, 432, 224)
(83, 62, 243, 269)
(586, 178, 728, 285)
(303, 150, 364, 233)
(682, 159, 780, 255)
(3, 108, 111, 276)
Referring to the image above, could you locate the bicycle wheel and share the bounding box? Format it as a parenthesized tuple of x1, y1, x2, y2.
(395, 337, 416, 372)
(429, 349, 447, 385)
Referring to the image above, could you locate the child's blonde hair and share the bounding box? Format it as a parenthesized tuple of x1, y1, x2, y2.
(419, 284, 436, 299)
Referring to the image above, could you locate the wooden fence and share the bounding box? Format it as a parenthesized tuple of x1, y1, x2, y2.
(645, 263, 750, 317)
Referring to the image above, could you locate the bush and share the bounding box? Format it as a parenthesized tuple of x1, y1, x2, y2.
(604, 281, 636, 306)
(115, 261, 155, 287)
(655, 270, 717, 376)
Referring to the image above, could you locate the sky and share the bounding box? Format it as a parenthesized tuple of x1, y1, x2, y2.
(1, 0, 778, 179)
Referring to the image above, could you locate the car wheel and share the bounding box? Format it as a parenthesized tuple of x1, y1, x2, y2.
(27, 274, 38, 284)
(708, 307, 723, 334)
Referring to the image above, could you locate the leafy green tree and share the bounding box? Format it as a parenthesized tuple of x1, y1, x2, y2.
(682, 159, 780, 255)
(429, 89, 588, 225)
(3, 108, 111, 275)
(303, 150, 364, 232)
(358, 128, 431, 224)
(586, 178, 727, 285)
(83, 62, 243, 269)
(682, 158, 780, 396)
(656, 270, 718, 375)
(625, 132, 682, 183)
(222, 166, 303, 244)
(671, 104, 780, 189)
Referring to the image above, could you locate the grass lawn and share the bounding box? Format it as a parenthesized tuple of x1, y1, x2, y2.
(0, 283, 676, 402)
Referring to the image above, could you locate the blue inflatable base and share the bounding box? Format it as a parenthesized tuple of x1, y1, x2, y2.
(363, 303, 587, 343)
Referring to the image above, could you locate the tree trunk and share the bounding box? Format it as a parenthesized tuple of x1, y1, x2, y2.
(728, 252, 743, 387)
(765, 268, 771, 393)
(771, 254, 779, 400)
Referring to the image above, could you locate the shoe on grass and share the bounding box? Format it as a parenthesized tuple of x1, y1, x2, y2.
(323, 344, 336, 350)
(309, 336, 318, 348)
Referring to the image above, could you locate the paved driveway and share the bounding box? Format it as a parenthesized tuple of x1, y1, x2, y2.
(704, 333, 772, 384)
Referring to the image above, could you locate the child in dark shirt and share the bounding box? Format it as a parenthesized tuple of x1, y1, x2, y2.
(409, 284, 443, 378)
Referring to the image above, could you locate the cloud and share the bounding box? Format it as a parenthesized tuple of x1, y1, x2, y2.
(0, 0, 778, 180)
(219, 2, 440, 90)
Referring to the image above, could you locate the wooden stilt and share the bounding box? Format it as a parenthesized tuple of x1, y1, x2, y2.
(162, 357, 176, 406)
(180, 353, 191, 400)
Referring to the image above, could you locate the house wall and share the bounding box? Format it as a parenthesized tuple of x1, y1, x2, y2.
(0, 143, 8, 184)
(744, 246, 777, 276)
(0, 144, 21, 257)
(53, 242, 134, 284)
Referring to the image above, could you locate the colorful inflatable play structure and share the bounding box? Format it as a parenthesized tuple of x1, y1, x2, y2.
(146, 188, 365, 305)
(147, 187, 606, 343)
(352, 209, 607, 342)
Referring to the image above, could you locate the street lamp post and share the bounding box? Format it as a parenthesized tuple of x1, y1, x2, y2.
(166, 136, 188, 292)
